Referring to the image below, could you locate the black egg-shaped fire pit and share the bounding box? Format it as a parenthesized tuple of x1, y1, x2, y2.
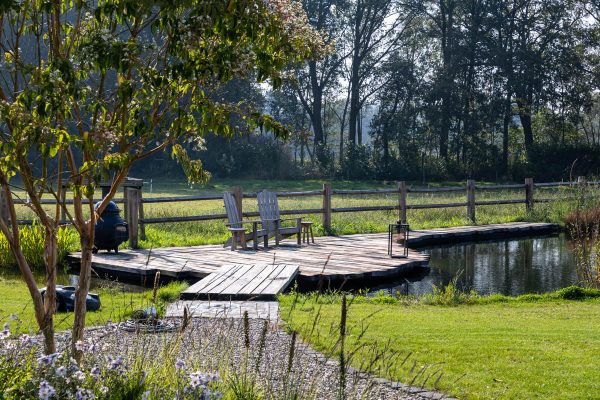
(93, 201, 128, 254)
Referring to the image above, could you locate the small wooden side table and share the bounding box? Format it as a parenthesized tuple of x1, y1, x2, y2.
(228, 227, 248, 250)
(301, 221, 315, 244)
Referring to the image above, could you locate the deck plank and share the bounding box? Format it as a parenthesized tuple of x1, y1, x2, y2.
(182, 264, 298, 299)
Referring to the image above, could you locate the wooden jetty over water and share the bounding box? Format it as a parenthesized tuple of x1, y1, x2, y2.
(67, 222, 559, 299)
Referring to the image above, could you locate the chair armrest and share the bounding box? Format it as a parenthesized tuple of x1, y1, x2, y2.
(279, 218, 303, 222)
(226, 220, 264, 226)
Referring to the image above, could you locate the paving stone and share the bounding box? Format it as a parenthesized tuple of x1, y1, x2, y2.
(166, 300, 279, 322)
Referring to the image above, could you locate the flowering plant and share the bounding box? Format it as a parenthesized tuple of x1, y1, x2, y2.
(0, 316, 227, 400)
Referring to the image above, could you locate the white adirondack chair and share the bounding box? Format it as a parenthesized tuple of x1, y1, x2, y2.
(257, 190, 302, 246)
(223, 192, 269, 250)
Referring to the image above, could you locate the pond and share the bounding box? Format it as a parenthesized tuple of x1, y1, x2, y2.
(369, 234, 579, 297)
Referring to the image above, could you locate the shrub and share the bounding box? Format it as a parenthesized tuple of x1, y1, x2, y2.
(0, 224, 78, 269)
(517, 294, 543, 302)
(565, 206, 600, 238)
(555, 286, 600, 300)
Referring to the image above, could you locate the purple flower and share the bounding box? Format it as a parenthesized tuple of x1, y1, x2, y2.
(38, 381, 56, 400)
(9, 313, 18, 320)
(75, 340, 86, 352)
(56, 366, 67, 377)
(174, 360, 185, 369)
(90, 367, 100, 376)
(190, 374, 201, 387)
(0, 330, 10, 340)
(37, 356, 51, 366)
(73, 370, 85, 380)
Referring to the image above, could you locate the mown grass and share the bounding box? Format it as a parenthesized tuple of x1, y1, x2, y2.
(0, 269, 188, 333)
(279, 289, 600, 400)
(8, 178, 600, 249)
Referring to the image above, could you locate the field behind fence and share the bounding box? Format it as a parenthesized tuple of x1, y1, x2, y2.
(5, 178, 600, 249)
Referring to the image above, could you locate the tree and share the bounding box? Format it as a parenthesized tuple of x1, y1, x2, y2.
(294, 0, 348, 147)
(0, 0, 331, 355)
(346, 0, 415, 146)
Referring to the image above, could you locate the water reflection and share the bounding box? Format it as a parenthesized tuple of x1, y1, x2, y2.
(370, 234, 578, 297)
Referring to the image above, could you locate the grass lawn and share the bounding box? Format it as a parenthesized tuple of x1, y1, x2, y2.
(10, 178, 598, 250)
(279, 294, 600, 400)
(0, 270, 187, 334)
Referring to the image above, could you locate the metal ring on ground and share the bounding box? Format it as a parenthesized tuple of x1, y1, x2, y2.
(118, 318, 181, 333)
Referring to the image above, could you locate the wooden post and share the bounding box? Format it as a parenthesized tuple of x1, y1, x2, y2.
(398, 181, 407, 224)
(525, 178, 534, 210)
(138, 189, 146, 241)
(0, 191, 9, 228)
(578, 176, 586, 197)
(123, 186, 128, 219)
(126, 188, 139, 249)
(467, 179, 475, 222)
(322, 183, 331, 231)
(232, 186, 243, 219)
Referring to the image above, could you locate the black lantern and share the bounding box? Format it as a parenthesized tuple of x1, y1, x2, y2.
(93, 201, 128, 254)
(388, 221, 409, 258)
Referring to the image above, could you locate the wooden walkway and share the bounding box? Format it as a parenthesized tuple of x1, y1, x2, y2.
(183, 264, 299, 299)
(68, 222, 558, 286)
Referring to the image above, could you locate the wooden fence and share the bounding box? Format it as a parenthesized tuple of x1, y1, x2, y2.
(6, 177, 600, 248)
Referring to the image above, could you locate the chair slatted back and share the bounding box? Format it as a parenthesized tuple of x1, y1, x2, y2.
(257, 190, 280, 231)
(223, 192, 242, 228)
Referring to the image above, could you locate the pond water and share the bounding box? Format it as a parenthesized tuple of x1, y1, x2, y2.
(369, 234, 579, 297)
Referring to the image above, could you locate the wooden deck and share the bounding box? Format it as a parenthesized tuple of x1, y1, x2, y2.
(183, 264, 299, 299)
(67, 222, 559, 285)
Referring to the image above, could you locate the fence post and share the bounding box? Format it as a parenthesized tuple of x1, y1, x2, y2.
(232, 186, 243, 219)
(467, 179, 475, 222)
(126, 188, 139, 249)
(138, 189, 146, 241)
(398, 181, 407, 224)
(123, 186, 128, 219)
(578, 176, 586, 197)
(322, 183, 331, 231)
(0, 191, 9, 227)
(525, 178, 534, 210)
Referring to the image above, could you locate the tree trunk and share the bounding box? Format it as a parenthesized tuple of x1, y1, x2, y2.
(42, 225, 58, 354)
(309, 61, 324, 144)
(516, 97, 534, 155)
(348, 75, 360, 144)
(439, 0, 455, 160)
(503, 92, 511, 172)
(72, 231, 94, 358)
(0, 182, 56, 354)
(357, 109, 362, 145)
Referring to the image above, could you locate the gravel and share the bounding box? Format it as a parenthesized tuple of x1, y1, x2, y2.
(59, 317, 455, 400)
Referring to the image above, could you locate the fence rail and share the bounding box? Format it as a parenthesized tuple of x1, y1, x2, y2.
(6, 177, 599, 248)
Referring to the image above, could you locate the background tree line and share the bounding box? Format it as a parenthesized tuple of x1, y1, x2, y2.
(132, 0, 600, 182)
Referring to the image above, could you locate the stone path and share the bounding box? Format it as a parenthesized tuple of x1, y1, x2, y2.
(166, 300, 280, 322)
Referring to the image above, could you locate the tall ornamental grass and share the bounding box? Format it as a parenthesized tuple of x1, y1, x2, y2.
(0, 223, 78, 269)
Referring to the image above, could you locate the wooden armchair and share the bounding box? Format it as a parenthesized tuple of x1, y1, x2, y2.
(257, 190, 302, 246)
(223, 192, 269, 250)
